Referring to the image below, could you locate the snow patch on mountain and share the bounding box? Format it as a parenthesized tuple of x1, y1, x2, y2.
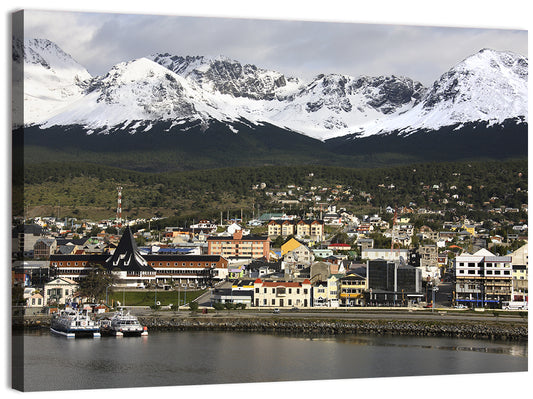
(14, 38, 93, 124)
(350, 49, 528, 137)
(21, 39, 528, 141)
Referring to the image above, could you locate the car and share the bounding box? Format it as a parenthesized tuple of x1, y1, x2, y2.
(290, 306, 299, 311)
(272, 308, 280, 314)
(454, 304, 467, 309)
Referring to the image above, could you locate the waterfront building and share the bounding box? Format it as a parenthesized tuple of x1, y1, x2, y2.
(510, 244, 528, 301)
(312, 280, 329, 306)
(339, 273, 366, 306)
(210, 288, 253, 306)
(43, 277, 79, 306)
(454, 248, 513, 308)
(145, 254, 228, 287)
(49, 227, 228, 288)
(253, 278, 312, 308)
(366, 259, 423, 306)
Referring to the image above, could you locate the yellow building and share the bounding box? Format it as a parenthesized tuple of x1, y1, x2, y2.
(339, 274, 366, 307)
(281, 237, 304, 256)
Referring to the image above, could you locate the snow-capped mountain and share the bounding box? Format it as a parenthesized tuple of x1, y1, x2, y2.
(13, 38, 92, 125)
(347, 48, 528, 137)
(149, 53, 301, 101)
(17, 39, 528, 142)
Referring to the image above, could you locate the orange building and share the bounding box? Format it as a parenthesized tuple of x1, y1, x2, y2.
(207, 231, 271, 260)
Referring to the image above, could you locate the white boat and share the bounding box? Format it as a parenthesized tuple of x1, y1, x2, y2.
(100, 308, 148, 337)
(50, 308, 101, 338)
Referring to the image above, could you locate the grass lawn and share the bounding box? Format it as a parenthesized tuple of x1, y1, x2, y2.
(108, 289, 206, 307)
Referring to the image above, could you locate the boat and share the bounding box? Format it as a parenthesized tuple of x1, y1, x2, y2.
(100, 308, 148, 337)
(50, 308, 101, 338)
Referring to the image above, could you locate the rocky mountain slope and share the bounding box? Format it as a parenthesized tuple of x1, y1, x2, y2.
(15, 38, 528, 141)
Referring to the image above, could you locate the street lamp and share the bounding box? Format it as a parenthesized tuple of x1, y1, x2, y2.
(432, 284, 439, 313)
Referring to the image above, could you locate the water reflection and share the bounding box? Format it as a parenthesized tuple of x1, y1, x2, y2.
(277, 333, 528, 357)
(17, 330, 528, 392)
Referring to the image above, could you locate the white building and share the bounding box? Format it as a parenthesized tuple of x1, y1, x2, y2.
(43, 277, 79, 306)
(361, 248, 409, 262)
(454, 248, 513, 307)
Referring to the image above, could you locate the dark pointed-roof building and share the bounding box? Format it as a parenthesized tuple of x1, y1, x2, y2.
(49, 226, 229, 290)
(104, 227, 156, 284)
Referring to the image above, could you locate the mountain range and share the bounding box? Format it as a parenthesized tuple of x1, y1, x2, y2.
(13, 38, 528, 171)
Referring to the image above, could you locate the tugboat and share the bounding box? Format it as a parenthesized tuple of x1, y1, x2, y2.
(100, 308, 148, 337)
(50, 308, 101, 338)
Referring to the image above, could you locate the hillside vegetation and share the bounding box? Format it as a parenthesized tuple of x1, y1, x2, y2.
(20, 159, 527, 224)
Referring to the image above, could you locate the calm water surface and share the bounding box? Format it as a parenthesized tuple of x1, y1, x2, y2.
(15, 330, 528, 391)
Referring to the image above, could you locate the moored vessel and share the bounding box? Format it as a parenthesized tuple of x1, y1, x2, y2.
(50, 308, 101, 338)
(100, 308, 148, 337)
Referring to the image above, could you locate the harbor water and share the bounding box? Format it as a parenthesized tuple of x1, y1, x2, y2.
(15, 330, 528, 392)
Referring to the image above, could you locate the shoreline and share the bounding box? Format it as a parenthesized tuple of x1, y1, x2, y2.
(14, 314, 528, 341)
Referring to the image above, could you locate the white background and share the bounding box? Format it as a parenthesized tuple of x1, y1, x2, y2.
(2, 1, 531, 398)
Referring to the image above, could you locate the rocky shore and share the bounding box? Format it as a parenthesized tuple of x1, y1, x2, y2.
(16, 314, 528, 341)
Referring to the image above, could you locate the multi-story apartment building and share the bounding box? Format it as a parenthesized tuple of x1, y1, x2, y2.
(267, 220, 324, 242)
(454, 248, 513, 308)
(207, 230, 270, 261)
(253, 278, 312, 308)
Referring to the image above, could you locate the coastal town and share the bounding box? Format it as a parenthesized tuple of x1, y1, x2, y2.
(12, 180, 528, 314)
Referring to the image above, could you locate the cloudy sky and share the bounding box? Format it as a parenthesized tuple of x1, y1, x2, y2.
(21, 6, 528, 86)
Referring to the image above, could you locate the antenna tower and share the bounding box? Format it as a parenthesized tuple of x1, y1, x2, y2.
(116, 186, 123, 228)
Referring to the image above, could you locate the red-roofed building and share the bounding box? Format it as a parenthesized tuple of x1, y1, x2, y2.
(328, 243, 352, 251)
(253, 278, 311, 308)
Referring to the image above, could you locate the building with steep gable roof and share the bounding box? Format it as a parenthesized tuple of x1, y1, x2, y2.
(50, 227, 227, 288)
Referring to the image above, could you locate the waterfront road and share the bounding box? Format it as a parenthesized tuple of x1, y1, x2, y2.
(128, 307, 527, 324)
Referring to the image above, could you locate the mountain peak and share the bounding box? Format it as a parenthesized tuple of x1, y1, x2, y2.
(20, 39, 527, 141)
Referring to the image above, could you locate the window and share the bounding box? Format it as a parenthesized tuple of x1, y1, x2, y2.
(271, 299, 275, 305)
(468, 270, 475, 274)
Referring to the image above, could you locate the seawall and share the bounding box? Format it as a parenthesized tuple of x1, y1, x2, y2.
(16, 315, 528, 341)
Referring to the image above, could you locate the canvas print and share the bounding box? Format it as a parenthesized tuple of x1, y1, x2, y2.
(11, 8, 528, 393)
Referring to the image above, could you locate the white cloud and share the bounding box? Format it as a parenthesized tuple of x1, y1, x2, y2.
(21, 7, 528, 86)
